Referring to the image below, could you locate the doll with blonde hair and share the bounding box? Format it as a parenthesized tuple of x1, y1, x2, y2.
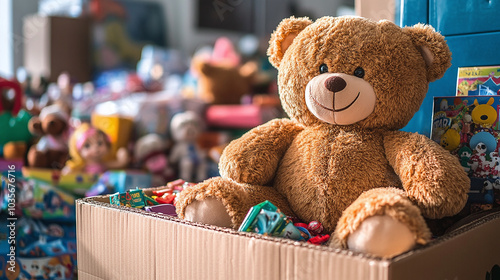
(63, 123, 129, 174)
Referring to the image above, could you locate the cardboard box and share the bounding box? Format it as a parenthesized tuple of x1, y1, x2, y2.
(77, 192, 500, 280)
(23, 15, 91, 83)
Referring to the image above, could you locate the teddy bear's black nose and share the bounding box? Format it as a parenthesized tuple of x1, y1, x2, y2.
(324, 76, 347, 92)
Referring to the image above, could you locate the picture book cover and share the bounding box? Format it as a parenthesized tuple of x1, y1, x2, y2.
(456, 65, 500, 96)
(431, 96, 500, 212)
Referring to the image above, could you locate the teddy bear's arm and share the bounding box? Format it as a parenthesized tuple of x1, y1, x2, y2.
(383, 131, 470, 219)
(219, 118, 303, 186)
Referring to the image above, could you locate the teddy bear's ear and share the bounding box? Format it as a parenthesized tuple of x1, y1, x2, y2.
(403, 23, 451, 82)
(28, 117, 43, 136)
(267, 16, 312, 68)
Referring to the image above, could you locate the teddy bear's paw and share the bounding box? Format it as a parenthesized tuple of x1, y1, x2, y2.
(184, 197, 233, 228)
(346, 215, 415, 258)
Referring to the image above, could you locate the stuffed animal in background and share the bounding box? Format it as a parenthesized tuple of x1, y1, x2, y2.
(176, 16, 470, 257)
(190, 36, 258, 105)
(192, 59, 258, 104)
(27, 104, 69, 169)
(169, 111, 207, 183)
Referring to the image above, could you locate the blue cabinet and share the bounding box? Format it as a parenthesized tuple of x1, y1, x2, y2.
(397, 0, 500, 137)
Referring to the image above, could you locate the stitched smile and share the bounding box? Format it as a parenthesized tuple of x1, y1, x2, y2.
(311, 92, 360, 112)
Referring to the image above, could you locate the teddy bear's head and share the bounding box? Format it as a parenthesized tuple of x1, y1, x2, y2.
(267, 16, 451, 130)
(29, 104, 69, 137)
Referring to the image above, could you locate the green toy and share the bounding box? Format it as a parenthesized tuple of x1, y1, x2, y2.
(0, 78, 32, 157)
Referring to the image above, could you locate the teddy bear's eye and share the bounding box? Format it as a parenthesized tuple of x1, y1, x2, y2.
(319, 64, 329, 74)
(354, 67, 365, 78)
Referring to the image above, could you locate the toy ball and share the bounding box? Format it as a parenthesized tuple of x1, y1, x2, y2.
(440, 129, 460, 151)
(307, 221, 323, 235)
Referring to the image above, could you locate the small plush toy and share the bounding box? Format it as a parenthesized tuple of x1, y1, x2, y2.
(63, 123, 129, 175)
(169, 111, 207, 183)
(134, 133, 173, 186)
(176, 16, 470, 257)
(27, 104, 70, 169)
(192, 59, 258, 104)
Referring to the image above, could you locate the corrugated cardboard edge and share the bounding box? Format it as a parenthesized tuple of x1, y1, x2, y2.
(77, 193, 500, 280)
(389, 210, 500, 280)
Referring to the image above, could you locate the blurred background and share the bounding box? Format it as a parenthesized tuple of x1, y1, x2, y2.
(0, 0, 369, 79)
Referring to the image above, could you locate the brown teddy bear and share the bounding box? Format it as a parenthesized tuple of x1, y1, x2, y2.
(193, 58, 258, 104)
(176, 16, 470, 258)
(27, 104, 69, 169)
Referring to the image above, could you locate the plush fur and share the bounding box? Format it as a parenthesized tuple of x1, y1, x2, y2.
(176, 16, 470, 257)
(27, 104, 69, 169)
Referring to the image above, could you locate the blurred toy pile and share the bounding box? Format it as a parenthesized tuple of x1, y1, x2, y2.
(1, 0, 284, 278)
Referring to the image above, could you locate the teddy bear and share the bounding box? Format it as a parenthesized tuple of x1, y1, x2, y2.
(192, 58, 258, 105)
(175, 16, 470, 258)
(27, 104, 69, 169)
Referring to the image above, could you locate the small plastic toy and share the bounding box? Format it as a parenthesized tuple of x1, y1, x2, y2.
(169, 111, 207, 182)
(307, 221, 324, 235)
(63, 123, 129, 175)
(238, 200, 303, 241)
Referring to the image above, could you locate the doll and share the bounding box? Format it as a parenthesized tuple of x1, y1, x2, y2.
(63, 123, 129, 175)
(169, 111, 207, 182)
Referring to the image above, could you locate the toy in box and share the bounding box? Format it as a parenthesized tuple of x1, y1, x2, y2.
(456, 65, 500, 96)
(431, 96, 500, 212)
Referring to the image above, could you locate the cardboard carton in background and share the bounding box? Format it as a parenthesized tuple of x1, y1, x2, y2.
(24, 15, 91, 83)
(77, 191, 500, 280)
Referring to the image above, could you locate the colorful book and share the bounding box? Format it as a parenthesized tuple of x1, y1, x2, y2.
(456, 65, 500, 96)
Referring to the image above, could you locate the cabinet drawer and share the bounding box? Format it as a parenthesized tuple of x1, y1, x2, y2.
(430, 0, 500, 35)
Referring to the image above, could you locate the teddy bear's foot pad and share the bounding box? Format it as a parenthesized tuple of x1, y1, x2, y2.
(184, 197, 233, 228)
(347, 215, 415, 258)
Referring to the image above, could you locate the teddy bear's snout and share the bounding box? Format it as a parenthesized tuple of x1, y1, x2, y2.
(324, 76, 347, 93)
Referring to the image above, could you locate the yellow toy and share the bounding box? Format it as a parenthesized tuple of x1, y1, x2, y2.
(63, 123, 129, 175)
(440, 128, 460, 151)
(471, 97, 497, 127)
